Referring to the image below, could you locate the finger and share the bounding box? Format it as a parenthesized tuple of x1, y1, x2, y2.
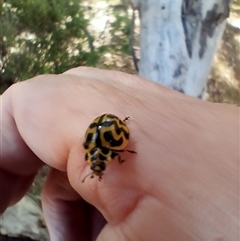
(64, 67, 175, 97)
(1, 89, 44, 212)
(0, 169, 36, 213)
(7, 71, 146, 172)
(1, 88, 43, 174)
(41, 169, 106, 241)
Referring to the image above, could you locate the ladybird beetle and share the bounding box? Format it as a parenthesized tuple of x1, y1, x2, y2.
(82, 113, 136, 182)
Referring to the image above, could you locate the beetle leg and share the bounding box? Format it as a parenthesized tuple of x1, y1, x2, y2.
(117, 154, 125, 164)
(112, 149, 137, 154)
(112, 151, 125, 164)
(122, 116, 130, 122)
(82, 172, 95, 183)
(126, 150, 137, 154)
(111, 149, 136, 165)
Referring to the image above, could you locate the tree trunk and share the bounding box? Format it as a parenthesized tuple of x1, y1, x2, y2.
(131, 0, 232, 98)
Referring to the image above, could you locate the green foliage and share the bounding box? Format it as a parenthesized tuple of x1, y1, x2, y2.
(1, 0, 98, 93)
(1, 0, 133, 94)
(109, 9, 131, 54)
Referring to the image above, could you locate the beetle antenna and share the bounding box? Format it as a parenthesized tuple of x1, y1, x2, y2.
(82, 172, 94, 183)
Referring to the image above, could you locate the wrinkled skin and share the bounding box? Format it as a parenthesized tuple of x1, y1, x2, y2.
(1, 67, 239, 241)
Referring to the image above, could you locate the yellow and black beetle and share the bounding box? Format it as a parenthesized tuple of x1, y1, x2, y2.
(82, 113, 136, 182)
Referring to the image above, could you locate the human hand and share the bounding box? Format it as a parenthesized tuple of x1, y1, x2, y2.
(1, 67, 238, 241)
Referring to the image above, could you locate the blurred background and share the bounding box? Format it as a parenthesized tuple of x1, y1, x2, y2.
(0, 0, 239, 240)
(1, 0, 239, 104)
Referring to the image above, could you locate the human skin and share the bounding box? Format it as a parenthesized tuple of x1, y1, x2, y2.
(1, 67, 239, 241)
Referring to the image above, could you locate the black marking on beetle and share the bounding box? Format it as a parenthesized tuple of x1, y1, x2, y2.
(91, 162, 106, 171)
(84, 133, 94, 149)
(99, 153, 106, 161)
(85, 115, 130, 151)
(103, 131, 124, 147)
(98, 114, 106, 124)
(83, 142, 88, 150)
(101, 119, 127, 130)
(112, 137, 124, 147)
(89, 122, 98, 129)
(93, 120, 129, 148)
(101, 148, 110, 155)
(103, 131, 114, 143)
(85, 153, 88, 161)
(125, 132, 129, 140)
(102, 120, 129, 137)
(161, 6, 165, 10)
(95, 130, 102, 147)
(106, 114, 117, 119)
(115, 127, 121, 135)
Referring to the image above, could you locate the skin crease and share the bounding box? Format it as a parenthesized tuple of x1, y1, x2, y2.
(1, 67, 239, 241)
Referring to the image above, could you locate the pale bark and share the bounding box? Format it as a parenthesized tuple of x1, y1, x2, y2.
(131, 0, 232, 98)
